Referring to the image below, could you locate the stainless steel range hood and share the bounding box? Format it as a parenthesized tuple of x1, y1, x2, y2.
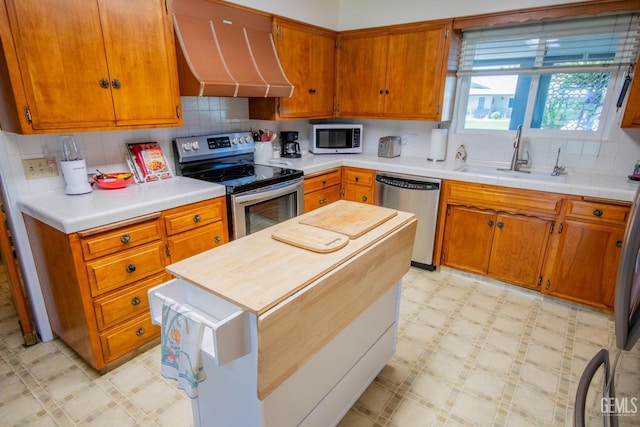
(172, 0, 294, 98)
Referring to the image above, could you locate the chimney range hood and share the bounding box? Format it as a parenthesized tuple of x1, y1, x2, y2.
(172, 0, 294, 98)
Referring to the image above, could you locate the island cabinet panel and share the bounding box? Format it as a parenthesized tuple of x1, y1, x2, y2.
(22, 196, 228, 371)
(543, 197, 631, 310)
(249, 18, 337, 120)
(0, 0, 181, 134)
(336, 19, 458, 120)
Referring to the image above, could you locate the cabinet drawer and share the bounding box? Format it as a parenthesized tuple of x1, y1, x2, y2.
(100, 313, 160, 364)
(166, 222, 228, 264)
(343, 167, 374, 186)
(304, 169, 342, 194)
(565, 199, 631, 226)
(86, 242, 165, 297)
(80, 217, 162, 260)
(304, 185, 342, 213)
(163, 198, 225, 236)
(93, 273, 167, 331)
(445, 181, 563, 217)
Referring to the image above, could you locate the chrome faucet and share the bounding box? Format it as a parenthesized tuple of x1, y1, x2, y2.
(551, 147, 566, 176)
(499, 125, 530, 172)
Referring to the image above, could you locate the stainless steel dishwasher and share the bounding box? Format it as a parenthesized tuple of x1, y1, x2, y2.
(374, 172, 441, 270)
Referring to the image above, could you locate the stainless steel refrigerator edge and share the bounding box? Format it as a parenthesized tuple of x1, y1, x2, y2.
(374, 172, 440, 270)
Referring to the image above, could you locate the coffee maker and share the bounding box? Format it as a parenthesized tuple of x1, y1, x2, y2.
(280, 131, 301, 158)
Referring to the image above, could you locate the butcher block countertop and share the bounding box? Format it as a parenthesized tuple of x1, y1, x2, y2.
(166, 200, 416, 315)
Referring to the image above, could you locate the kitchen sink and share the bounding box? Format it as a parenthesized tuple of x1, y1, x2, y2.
(456, 163, 568, 182)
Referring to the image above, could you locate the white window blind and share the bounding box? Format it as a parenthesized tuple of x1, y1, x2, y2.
(458, 13, 640, 77)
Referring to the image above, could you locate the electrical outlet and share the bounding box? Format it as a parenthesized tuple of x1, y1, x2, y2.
(23, 157, 59, 180)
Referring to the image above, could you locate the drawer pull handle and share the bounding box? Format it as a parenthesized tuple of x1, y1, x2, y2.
(545, 280, 551, 290)
(120, 234, 131, 244)
(319, 198, 327, 205)
(214, 235, 221, 243)
(193, 214, 201, 223)
(136, 327, 145, 336)
(488, 220, 494, 227)
(131, 296, 141, 306)
(126, 263, 136, 273)
(362, 195, 368, 202)
(496, 221, 504, 228)
(593, 209, 603, 217)
(616, 240, 623, 248)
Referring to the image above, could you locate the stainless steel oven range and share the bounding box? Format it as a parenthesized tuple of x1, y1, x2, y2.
(173, 131, 303, 240)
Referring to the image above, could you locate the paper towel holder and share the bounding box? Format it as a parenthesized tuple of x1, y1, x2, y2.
(427, 123, 448, 162)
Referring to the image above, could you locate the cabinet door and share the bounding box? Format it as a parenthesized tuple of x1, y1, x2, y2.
(277, 20, 336, 118)
(488, 213, 552, 289)
(5, 0, 115, 130)
(441, 206, 495, 274)
(336, 32, 388, 117)
(546, 220, 623, 310)
(621, 56, 640, 128)
(166, 222, 227, 264)
(384, 24, 447, 119)
(98, 0, 181, 126)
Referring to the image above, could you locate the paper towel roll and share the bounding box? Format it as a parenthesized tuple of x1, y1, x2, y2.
(428, 128, 448, 161)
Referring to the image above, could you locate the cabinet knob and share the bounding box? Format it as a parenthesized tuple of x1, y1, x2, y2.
(308, 88, 316, 94)
(496, 221, 504, 228)
(545, 280, 551, 290)
(214, 235, 221, 243)
(362, 195, 368, 202)
(111, 79, 122, 89)
(319, 198, 327, 205)
(120, 233, 131, 244)
(593, 209, 603, 217)
(136, 327, 145, 336)
(616, 240, 623, 248)
(131, 296, 141, 306)
(488, 220, 494, 227)
(379, 89, 384, 94)
(126, 263, 136, 273)
(99, 78, 109, 89)
(322, 180, 326, 185)
(193, 214, 201, 223)
(355, 177, 359, 182)
(385, 89, 389, 95)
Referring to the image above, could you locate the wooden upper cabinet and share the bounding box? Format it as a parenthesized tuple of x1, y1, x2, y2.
(249, 18, 337, 120)
(621, 56, 640, 128)
(0, 0, 182, 134)
(336, 20, 459, 120)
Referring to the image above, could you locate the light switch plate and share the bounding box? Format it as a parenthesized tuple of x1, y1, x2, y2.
(23, 157, 59, 180)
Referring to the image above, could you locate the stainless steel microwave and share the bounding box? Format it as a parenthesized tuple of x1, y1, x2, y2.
(310, 124, 363, 154)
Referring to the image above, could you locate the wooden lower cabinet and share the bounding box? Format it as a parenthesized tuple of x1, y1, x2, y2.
(303, 168, 342, 213)
(303, 167, 375, 212)
(437, 181, 631, 311)
(441, 205, 552, 289)
(542, 198, 630, 310)
(23, 196, 228, 371)
(342, 167, 375, 204)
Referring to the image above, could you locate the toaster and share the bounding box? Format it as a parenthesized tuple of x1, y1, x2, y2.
(378, 136, 401, 158)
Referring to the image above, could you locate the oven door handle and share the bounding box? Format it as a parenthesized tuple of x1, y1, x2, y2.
(233, 179, 303, 206)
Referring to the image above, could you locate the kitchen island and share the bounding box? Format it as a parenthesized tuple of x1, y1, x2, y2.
(149, 200, 417, 426)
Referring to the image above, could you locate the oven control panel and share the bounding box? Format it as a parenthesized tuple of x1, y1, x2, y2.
(174, 132, 255, 163)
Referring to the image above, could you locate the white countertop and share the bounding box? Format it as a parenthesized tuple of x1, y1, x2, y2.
(264, 153, 639, 202)
(18, 177, 226, 233)
(18, 154, 639, 234)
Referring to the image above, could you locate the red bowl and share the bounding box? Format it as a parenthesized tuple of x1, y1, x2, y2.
(93, 173, 134, 189)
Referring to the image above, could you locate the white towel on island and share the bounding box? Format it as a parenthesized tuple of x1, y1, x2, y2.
(160, 296, 206, 398)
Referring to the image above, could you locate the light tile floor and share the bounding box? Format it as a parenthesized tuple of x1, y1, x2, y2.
(1, 265, 638, 426)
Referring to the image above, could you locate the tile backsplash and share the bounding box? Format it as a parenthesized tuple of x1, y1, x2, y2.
(2, 96, 640, 196)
